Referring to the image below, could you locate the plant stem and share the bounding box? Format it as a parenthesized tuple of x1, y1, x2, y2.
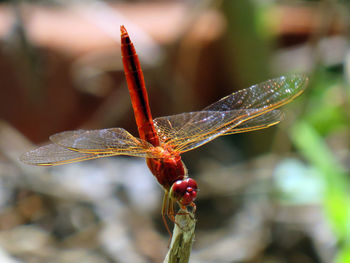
(163, 210, 196, 263)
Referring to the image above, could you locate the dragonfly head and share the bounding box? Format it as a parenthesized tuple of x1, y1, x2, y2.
(170, 178, 198, 206)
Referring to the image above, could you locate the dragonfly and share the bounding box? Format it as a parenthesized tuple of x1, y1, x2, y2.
(20, 25, 308, 234)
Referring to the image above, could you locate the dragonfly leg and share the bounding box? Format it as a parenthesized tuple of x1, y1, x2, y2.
(161, 191, 172, 237)
(187, 202, 196, 219)
(167, 200, 197, 232)
(167, 198, 177, 222)
(164, 193, 196, 234)
(183, 202, 196, 213)
(165, 198, 187, 231)
(162, 193, 185, 234)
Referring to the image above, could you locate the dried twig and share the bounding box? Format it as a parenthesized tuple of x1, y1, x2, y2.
(163, 210, 196, 263)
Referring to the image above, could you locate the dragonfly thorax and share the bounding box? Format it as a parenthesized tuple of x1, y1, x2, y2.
(146, 147, 187, 191)
(150, 144, 177, 159)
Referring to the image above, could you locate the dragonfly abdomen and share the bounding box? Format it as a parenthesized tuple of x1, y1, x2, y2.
(120, 26, 160, 147)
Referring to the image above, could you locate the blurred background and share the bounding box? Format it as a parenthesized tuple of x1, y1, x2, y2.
(0, 0, 349, 262)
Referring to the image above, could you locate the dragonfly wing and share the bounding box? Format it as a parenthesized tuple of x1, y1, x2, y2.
(154, 74, 307, 153)
(223, 109, 283, 135)
(49, 128, 155, 157)
(154, 109, 262, 152)
(204, 74, 308, 112)
(20, 143, 116, 166)
(155, 110, 282, 137)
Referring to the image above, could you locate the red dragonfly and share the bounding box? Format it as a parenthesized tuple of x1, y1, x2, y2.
(21, 26, 307, 233)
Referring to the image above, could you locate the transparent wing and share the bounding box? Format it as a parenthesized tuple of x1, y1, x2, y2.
(19, 143, 116, 166)
(222, 110, 283, 135)
(49, 128, 155, 157)
(204, 74, 308, 111)
(154, 109, 282, 151)
(20, 128, 158, 166)
(154, 74, 307, 152)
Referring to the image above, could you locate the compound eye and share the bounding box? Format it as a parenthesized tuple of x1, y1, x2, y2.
(171, 180, 188, 198)
(185, 178, 198, 190)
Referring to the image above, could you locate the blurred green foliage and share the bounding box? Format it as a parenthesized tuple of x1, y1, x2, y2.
(285, 69, 350, 262)
(222, 3, 350, 261)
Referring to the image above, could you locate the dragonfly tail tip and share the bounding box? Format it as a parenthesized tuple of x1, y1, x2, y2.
(120, 25, 128, 36)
